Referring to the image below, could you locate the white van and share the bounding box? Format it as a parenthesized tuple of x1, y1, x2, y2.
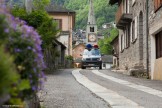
(81, 48, 102, 69)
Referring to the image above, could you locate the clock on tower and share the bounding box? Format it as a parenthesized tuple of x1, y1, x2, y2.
(88, 34, 97, 42)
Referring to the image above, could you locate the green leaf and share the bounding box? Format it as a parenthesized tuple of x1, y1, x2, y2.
(18, 80, 30, 91)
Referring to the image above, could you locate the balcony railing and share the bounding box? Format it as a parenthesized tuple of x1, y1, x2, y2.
(115, 1, 123, 25)
(115, 1, 132, 29)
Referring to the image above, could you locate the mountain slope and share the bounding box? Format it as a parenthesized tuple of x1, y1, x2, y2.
(63, 0, 117, 29)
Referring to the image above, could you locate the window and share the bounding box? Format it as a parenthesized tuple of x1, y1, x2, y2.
(121, 35, 124, 52)
(154, 0, 162, 11)
(53, 19, 62, 30)
(124, 0, 130, 13)
(131, 16, 138, 43)
(132, 20, 135, 41)
(83, 49, 100, 55)
(156, 31, 162, 59)
(126, 25, 131, 48)
(90, 27, 94, 32)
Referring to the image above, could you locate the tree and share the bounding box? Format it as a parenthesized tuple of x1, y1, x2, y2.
(33, 0, 50, 10)
(98, 27, 119, 55)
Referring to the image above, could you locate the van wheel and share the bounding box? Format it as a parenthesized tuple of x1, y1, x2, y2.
(81, 66, 86, 69)
(99, 65, 102, 70)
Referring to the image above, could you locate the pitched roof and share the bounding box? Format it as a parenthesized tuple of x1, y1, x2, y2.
(53, 39, 66, 49)
(46, 4, 75, 13)
(73, 43, 85, 49)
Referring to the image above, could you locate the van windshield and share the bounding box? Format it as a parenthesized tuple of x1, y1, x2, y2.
(83, 49, 100, 55)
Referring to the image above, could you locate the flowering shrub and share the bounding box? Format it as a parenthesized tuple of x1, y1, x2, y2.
(0, 6, 46, 104)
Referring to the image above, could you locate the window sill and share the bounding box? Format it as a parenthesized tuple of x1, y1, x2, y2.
(131, 38, 137, 44)
(120, 49, 124, 53)
(125, 46, 130, 49)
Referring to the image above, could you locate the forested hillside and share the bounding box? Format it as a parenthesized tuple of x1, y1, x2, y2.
(11, 0, 117, 30)
(51, 0, 117, 30)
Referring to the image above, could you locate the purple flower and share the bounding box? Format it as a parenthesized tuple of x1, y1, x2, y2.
(29, 74, 32, 78)
(32, 86, 37, 91)
(14, 48, 21, 52)
(4, 28, 9, 33)
(27, 46, 32, 50)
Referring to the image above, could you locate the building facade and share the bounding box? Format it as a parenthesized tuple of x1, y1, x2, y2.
(149, 0, 162, 80)
(46, 5, 75, 56)
(72, 43, 85, 60)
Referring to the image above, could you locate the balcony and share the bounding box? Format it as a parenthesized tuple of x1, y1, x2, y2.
(115, 2, 132, 29)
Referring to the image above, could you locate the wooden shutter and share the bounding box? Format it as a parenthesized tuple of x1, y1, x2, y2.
(154, 0, 162, 11)
(154, 0, 158, 11)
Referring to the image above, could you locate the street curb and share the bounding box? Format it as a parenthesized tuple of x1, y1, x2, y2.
(72, 69, 144, 108)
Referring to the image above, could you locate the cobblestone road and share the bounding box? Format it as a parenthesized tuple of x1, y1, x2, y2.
(38, 69, 110, 108)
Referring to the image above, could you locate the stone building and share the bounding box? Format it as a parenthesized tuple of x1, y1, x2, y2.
(109, 0, 162, 80)
(109, 0, 148, 74)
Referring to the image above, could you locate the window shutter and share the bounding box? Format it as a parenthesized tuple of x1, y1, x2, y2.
(120, 35, 122, 52)
(135, 16, 138, 39)
(132, 0, 136, 5)
(154, 0, 158, 11)
(130, 22, 132, 42)
(124, 31, 126, 48)
(122, 34, 124, 50)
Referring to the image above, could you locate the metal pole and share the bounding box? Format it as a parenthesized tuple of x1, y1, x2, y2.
(146, 0, 149, 79)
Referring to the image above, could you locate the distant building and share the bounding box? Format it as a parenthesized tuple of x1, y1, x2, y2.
(102, 55, 113, 69)
(72, 43, 85, 60)
(73, 29, 86, 45)
(72, 43, 85, 68)
(46, 5, 76, 56)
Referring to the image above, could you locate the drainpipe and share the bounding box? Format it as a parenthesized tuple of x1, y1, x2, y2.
(146, 0, 149, 79)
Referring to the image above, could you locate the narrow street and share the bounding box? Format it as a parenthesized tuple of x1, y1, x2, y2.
(38, 69, 110, 108)
(39, 69, 162, 108)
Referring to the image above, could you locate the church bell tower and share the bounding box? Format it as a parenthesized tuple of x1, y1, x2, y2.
(86, 0, 97, 45)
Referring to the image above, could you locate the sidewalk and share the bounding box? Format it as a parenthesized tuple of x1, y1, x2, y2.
(100, 69, 162, 91)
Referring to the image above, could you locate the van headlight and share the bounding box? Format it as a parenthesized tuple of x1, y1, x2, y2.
(82, 58, 86, 61)
(97, 58, 102, 61)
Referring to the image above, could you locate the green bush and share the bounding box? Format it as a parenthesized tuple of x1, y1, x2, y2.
(0, 46, 22, 105)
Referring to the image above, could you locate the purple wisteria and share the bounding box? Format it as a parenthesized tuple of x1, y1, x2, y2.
(0, 5, 46, 92)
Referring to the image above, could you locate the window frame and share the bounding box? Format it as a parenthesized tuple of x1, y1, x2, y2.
(53, 19, 62, 30)
(156, 31, 162, 59)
